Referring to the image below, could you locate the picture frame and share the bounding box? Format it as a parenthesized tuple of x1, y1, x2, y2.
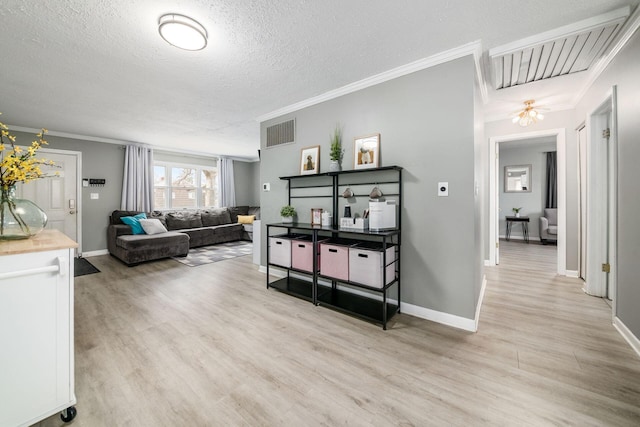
(354, 133, 380, 170)
(311, 208, 323, 225)
(300, 145, 320, 175)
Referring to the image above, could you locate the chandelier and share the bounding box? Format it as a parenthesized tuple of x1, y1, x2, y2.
(512, 100, 544, 127)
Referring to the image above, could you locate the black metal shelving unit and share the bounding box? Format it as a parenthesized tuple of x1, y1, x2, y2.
(266, 166, 402, 329)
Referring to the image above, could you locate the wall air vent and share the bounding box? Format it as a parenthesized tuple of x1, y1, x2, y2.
(266, 119, 295, 148)
(489, 7, 629, 90)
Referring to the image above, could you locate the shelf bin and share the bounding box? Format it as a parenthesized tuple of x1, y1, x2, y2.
(348, 242, 396, 288)
(320, 239, 356, 281)
(269, 234, 295, 268)
(291, 235, 314, 272)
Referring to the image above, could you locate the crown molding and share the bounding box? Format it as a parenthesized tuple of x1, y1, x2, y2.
(7, 124, 258, 162)
(257, 40, 484, 123)
(571, 4, 640, 106)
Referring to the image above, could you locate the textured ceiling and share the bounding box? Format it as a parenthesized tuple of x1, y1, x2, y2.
(1, 0, 637, 159)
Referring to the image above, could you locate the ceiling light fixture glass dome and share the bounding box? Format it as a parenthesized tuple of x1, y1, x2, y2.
(158, 13, 208, 51)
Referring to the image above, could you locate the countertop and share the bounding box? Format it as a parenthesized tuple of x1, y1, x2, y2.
(0, 229, 78, 255)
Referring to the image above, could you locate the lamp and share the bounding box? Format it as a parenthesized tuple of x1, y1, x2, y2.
(512, 100, 544, 127)
(158, 13, 207, 51)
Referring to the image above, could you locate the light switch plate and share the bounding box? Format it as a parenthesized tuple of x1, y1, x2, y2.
(90, 193, 99, 200)
(438, 182, 449, 197)
(263, 183, 270, 191)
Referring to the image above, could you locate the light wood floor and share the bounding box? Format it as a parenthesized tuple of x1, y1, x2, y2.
(37, 242, 640, 426)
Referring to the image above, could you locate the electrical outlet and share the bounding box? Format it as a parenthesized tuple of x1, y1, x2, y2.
(90, 193, 99, 200)
(438, 182, 449, 197)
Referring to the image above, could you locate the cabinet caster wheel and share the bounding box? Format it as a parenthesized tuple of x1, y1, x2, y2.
(60, 406, 77, 423)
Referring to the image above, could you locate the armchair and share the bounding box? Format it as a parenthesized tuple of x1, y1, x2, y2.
(539, 208, 558, 244)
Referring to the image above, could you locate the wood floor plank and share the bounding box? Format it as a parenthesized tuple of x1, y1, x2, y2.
(35, 244, 640, 426)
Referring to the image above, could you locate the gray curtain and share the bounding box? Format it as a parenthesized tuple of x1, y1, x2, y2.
(218, 157, 236, 207)
(545, 151, 557, 208)
(121, 144, 154, 211)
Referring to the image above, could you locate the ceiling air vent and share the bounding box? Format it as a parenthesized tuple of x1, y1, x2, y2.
(266, 119, 295, 148)
(489, 7, 629, 90)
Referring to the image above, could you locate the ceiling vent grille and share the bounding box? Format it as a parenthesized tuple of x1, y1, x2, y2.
(489, 7, 629, 90)
(266, 119, 295, 148)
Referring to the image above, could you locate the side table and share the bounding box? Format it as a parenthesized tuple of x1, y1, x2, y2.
(506, 216, 530, 243)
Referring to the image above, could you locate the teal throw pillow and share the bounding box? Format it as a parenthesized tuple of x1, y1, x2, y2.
(120, 212, 147, 235)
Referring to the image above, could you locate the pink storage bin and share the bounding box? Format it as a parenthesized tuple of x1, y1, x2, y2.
(320, 239, 356, 281)
(291, 236, 314, 272)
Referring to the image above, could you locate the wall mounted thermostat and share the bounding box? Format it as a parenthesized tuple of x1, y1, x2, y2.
(438, 182, 449, 197)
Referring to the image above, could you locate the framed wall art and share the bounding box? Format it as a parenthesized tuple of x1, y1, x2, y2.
(300, 145, 320, 175)
(354, 133, 380, 170)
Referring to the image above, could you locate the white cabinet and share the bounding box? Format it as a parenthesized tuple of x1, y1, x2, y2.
(0, 230, 78, 427)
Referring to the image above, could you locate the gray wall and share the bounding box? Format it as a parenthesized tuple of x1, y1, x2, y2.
(574, 27, 640, 340)
(499, 142, 556, 239)
(12, 131, 125, 253)
(234, 160, 260, 206)
(260, 56, 483, 320)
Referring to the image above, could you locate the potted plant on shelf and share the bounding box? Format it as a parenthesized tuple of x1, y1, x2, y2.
(329, 125, 343, 172)
(512, 207, 523, 218)
(280, 205, 296, 223)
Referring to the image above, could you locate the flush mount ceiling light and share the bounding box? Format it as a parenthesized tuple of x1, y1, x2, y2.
(158, 13, 207, 51)
(512, 100, 545, 127)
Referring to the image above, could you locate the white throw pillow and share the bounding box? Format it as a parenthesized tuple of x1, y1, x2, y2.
(139, 218, 168, 235)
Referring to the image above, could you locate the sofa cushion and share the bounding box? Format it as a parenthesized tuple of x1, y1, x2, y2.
(228, 206, 249, 223)
(139, 218, 168, 235)
(248, 206, 260, 220)
(165, 212, 203, 230)
(116, 231, 189, 251)
(120, 213, 147, 235)
(111, 210, 143, 225)
(237, 214, 255, 224)
(548, 225, 558, 236)
(148, 211, 168, 228)
(174, 223, 244, 248)
(201, 208, 232, 226)
(544, 208, 558, 226)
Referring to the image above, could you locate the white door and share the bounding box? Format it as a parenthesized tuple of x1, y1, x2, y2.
(578, 126, 588, 281)
(495, 142, 500, 265)
(585, 89, 617, 301)
(16, 150, 79, 250)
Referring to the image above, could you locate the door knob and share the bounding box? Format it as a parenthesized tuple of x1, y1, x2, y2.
(69, 210, 76, 215)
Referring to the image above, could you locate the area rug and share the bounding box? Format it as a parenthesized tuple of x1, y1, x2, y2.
(74, 257, 100, 277)
(173, 241, 253, 267)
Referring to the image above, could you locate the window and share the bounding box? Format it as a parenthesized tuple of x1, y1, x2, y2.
(154, 163, 218, 209)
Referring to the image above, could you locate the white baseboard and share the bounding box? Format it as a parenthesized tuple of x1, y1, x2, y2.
(474, 275, 487, 332)
(613, 316, 640, 358)
(498, 234, 540, 242)
(81, 249, 109, 257)
(400, 302, 476, 332)
(565, 270, 579, 278)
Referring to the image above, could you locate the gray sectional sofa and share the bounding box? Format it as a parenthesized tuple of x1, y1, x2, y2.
(108, 206, 260, 266)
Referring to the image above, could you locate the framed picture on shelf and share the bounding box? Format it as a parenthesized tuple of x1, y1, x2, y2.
(354, 133, 380, 169)
(300, 145, 320, 175)
(311, 208, 323, 225)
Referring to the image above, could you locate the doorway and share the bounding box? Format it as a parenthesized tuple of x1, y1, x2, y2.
(489, 128, 566, 275)
(17, 148, 82, 253)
